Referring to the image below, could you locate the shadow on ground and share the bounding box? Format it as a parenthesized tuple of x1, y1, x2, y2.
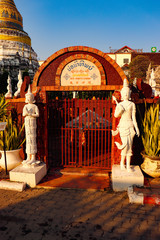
(0, 183, 160, 240)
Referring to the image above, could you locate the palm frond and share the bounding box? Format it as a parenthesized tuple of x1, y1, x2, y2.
(141, 104, 160, 157)
(0, 114, 25, 151)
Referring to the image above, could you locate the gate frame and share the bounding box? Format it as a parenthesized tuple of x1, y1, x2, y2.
(47, 96, 113, 170)
(31, 46, 128, 169)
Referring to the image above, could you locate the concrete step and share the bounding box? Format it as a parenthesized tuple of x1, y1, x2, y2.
(49, 167, 110, 177)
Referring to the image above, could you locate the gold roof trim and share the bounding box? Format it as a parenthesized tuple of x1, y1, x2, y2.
(0, 33, 31, 46)
(0, 16, 22, 26)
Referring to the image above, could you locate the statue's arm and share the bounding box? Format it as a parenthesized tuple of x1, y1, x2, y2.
(132, 103, 140, 137)
(22, 106, 28, 117)
(114, 103, 124, 118)
(32, 105, 39, 118)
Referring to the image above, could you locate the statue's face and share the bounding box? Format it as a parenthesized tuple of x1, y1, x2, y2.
(121, 87, 130, 100)
(26, 94, 34, 103)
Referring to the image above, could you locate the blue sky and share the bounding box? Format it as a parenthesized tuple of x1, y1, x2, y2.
(15, 0, 160, 60)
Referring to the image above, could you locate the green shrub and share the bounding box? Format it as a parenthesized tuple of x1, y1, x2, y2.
(0, 95, 8, 121)
(141, 104, 160, 157)
(0, 114, 25, 151)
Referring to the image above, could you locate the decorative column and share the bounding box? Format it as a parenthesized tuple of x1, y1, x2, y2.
(14, 69, 23, 98)
(5, 75, 12, 99)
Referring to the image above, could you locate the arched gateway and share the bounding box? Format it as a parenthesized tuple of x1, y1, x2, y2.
(33, 46, 126, 170)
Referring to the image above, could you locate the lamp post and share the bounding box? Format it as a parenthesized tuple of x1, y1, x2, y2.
(0, 122, 7, 174)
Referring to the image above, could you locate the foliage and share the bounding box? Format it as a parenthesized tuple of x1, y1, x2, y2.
(0, 95, 9, 121)
(0, 114, 25, 151)
(141, 104, 160, 157)
(129, 55, 151, 81)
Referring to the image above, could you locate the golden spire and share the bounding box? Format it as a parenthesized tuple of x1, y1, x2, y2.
(0, 0, 23, 30)
(0, 0, 31, 46)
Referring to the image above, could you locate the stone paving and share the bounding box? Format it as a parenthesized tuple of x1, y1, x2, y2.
(0, 187, 160, 240)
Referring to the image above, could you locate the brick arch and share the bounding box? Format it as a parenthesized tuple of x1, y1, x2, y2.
(32, 46, 126, 92)
(55, 54, 106, 86)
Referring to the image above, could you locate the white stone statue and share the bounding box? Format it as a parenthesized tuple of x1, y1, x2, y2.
(149, 68, 156, 96)
(145, 63, 152, 85)
(14, 69, 23, 97)
(133, 77, 137, 88)
(22, 85, 40, 166)
(5, 74, 12, 98)
(112, 79, 140, 172)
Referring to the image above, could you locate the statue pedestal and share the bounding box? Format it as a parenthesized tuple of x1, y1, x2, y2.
(112, 164, 144, 192)
(9, 163, 47, 188)
(0, 180, 26, 192)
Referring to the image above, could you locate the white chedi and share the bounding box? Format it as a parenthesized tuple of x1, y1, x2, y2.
(22, 85, 40, 167)
(14, 69, 23, 97)
(5, 75, 12, 98)
(149, 69, 156, 96)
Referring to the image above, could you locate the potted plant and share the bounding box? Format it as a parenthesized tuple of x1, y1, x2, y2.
(140, 104, 160, 177)
(0, 114, 25, 170)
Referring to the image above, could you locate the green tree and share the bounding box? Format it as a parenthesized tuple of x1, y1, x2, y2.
(129, 55, 151, 82)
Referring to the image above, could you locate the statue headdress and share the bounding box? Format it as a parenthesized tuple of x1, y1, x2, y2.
(25, 85, 35, 103)
(122, 78, 129, 88)
(121, 79, 131, 100)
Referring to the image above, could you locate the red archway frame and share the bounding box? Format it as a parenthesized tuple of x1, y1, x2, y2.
(32, 46, 126, 93)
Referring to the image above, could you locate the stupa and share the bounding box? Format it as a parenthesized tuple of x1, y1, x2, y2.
(0, 0, 39, 90)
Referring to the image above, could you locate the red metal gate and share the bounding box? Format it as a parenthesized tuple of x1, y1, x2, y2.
(48, 98, 112, 169)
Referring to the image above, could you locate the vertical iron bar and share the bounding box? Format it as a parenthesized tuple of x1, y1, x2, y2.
(94, 100, 96, 167)
(101, 100, 104, 168)
(65, 99, 67, 166)
(78, 99, 81, 166)
(61, 109, 64, 166)
(84, 99, 86, 166)
(98, 99, 100, 167)
(108, 98, 111, 168)
(88, 98, 90, 167)
(68, 98, 70, 165)
(91, 98, 93, 167)
(75, 99, 77, 166)
(71, 98, 74, 165)
(105, 98, 107, 168)
(79, 99, 82, 166)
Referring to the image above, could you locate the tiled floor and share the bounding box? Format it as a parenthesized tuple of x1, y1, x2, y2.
(2, 166, 160, 205)
(39, 169, 160, 205)
(38, 168, 111, 190)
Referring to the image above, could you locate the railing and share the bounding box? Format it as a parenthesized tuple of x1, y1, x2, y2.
(48, 98, 112, 169)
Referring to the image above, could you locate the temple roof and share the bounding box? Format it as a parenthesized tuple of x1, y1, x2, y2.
(0, 0, 23, 31)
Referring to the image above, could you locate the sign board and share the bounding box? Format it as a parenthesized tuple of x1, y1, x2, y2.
(0, 122, 7, 131)
(151, 47, 157, 53)
(61, 59, 101, 86)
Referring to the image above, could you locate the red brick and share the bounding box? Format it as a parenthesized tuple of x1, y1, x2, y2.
(97, 50, 105, 57)
(92, 48, 99, 54)
(78, 46, 83, 51)
(69, 46, 78, 52)
(83, 46, 89, 52)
